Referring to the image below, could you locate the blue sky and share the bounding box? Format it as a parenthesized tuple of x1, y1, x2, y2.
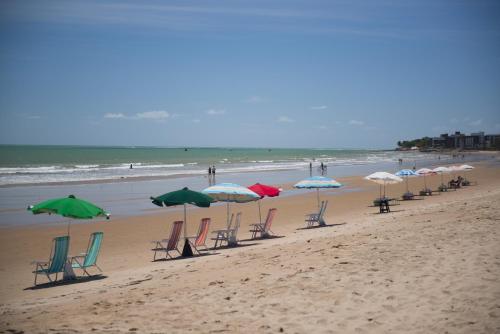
(1, 0, 500, 149)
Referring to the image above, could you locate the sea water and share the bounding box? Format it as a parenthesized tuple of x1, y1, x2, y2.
(0, 145, 484, 227)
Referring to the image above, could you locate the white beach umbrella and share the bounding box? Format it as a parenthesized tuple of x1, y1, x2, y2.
(364, 172, 403, 198)
(459, 164, 474, 171)
(432, 166, 451, 186)
(415, 168, 436, 190)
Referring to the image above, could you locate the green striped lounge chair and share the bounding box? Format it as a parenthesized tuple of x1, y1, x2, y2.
(188, 218, 211, 254)
(152, 220, 183, 261)
(32, 236, 70, 286)
(70, 232, 104, 277)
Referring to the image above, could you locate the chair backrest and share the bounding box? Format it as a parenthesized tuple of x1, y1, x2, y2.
(319, 200, 328, 218)
(318, 201, 325, 215)
(47, 236, 70, 273)
(263, 208, 277, 232)
(226, 213, 235, 230)
(195, 218, 211, 246)
(167, 221, 183, 250)
(83, 232, 103, 267)
(227, 212, 241, 242)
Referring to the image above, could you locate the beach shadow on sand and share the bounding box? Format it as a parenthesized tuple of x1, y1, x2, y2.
(152, 251, 219, 262)
(239, 235, 285, 242)
(296, 223, 346, 231)
(372, 209, 405, 215)
(25, 274, 107, 290)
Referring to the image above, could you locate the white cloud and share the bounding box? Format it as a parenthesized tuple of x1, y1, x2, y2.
(310, 105, 327, 110)
(136, 110, 170, 120)
(318, 125, 327, 129)
(104, 113, 126, 119)
(277, 116, 294, 123)
(349, 119, 364, 126)
(245, 96, 264, 104)
(104, 110, 169, 121)
(25, 115, 42, 119)
(470, 119, 482, 126)
(450, 117, 459, 124)
(192, 119, 201, 123)
(206, 109, 226, 115)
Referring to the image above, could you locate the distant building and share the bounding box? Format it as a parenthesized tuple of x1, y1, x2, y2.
(431, 131, 499, 150)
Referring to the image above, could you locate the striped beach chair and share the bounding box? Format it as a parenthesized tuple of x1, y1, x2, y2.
(32, 236, 70, 286)
(70, 232, 104, 277)
(152, 221, 183, 261)
(188, 218, 211, 254)
(249, 208, 277, 239)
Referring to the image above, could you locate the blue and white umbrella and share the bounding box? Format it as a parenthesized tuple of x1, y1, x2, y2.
(294, 176, 343, 209)
(395, 169, 418, 193)
(202, 183, 260, 228)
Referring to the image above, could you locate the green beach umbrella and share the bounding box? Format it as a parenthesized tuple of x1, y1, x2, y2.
(28, 194, 109, 235)
(150, 187, 214, 256)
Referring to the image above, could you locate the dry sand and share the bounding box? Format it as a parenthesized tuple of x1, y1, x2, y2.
(0, 163, 499, 333)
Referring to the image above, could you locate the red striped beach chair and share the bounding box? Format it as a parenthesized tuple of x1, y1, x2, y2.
(151, 221, 183, 261)
(188, 218, 211, 254)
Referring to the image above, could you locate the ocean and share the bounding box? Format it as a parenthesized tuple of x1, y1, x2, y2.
(1, 145, 484, 227)
(0, 145, 432, 186)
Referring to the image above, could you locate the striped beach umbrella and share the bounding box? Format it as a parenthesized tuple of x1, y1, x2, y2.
(202, 183, 260, 228)
(395, 169, 418, 193)
(294, 176, 343, 209)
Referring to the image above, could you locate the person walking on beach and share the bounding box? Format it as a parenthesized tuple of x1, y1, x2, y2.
(208, 166, 212, 175)
(212, 165, 216, 175)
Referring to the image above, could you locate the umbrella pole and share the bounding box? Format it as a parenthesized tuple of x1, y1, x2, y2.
(316, 188, 320, 210)
(423, 174, 427, 190)
(258, 200, 262, 224)
(227, 202, 230, 229)
(181, 203, 194, 257)
(406, 177, 409, 193)
(67, 220, 71, 237)
(379, 184, 382, 200)
(183, 203, 187, 239)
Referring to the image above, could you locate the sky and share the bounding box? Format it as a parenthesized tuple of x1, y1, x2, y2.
(1, 0, 500, 149)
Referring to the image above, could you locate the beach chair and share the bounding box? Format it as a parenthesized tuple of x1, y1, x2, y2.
(70, 232, 103, 277)
(211, 213, 234, 249)
(32, 236, 70, 286)
(188, 218, 211, 254)
(249, 208, 277, 239)
(379, 198, 390, 213)
(152, 221, 183, 261)
(402, 192, 415, 200)
(305, 200, 328, 227)
(305, 201, 324, 226)
(212, 212, 241, 248)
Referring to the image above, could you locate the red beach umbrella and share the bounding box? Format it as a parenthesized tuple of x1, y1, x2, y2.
(248, 183, 281, 223)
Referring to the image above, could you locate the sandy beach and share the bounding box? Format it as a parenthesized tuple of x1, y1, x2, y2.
(0, 162, 499, 333)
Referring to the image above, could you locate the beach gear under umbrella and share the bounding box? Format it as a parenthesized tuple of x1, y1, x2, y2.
(248, 183, 281, 223)
(294, 176, 343, 209)
(151, 187, 214, 257)
(364, 172, 403, 199)
(432, 166, 451, 186)
(202, 183, 260, 229)
(395, 169, 418, 193)
(28, 194, 109, 236)
(415, 168, 436, 190)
